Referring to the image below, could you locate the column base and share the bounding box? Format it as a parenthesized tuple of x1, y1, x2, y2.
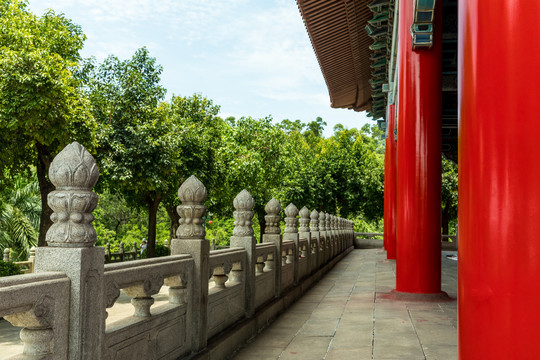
(380, 290, 453, 302)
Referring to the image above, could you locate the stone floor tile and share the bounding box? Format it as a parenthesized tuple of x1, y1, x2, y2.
(301, 318, 340, 336)
(280, 335, 332, 360)
(423, 344, 458, 360)
(326, 346, 373, 360)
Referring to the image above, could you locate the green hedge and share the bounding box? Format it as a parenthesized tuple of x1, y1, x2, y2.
(0, 260, 23, 277)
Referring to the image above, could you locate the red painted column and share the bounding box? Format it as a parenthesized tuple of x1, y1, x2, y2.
(384, 104, 397, 259)
(458, 1, 540, 358)
(395, 0, 442, 293)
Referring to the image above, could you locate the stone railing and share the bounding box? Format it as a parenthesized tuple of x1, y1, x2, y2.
(0, 142, 355, 360)
(104, 242, 141, 263)
(3, 247, 36, 273)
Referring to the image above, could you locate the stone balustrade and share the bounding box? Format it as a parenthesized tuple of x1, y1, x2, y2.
(104, 242, 141, 263)
(0, 142, 356, 360)
(2, 247, 36, 273)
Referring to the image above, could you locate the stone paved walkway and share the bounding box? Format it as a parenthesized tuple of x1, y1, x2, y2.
(232, 249, 458, 360)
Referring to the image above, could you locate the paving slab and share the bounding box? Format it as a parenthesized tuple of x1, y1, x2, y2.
(233, 249, 458, 360)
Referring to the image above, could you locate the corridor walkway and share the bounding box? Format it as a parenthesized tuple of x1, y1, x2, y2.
(232, 249, 458, 360)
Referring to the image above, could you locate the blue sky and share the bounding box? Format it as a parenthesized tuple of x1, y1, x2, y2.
(28, 0, 372, 137)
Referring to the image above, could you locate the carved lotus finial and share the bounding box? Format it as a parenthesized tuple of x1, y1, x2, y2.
(233, 190, 254, 211)
(265, 198, 281, 215)
(178, 175, 207, 204)
(299, 206, 310, 219)
(233, 190, 254, 237)
(284, 203, 298, 217)
(49, 142, 99, 189)
(310, 209, 319, 220)
(46, 142, 99, 247)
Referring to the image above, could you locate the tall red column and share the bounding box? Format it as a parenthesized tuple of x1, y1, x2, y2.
(395, 0, 442, 293)
(458, 1, 540, 358)
(384, 104, 397, 260)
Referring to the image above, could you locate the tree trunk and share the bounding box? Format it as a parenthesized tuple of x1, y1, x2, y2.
(256, 208, 266, 244)
(36, 143, 55, 247)
(166, 204, 180, 241)
(145, 192, 161, 258)
(441, 203, 450, 238)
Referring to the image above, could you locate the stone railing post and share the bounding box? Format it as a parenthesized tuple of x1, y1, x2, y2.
(119, 242, 125, 262)
(3, 248, 10, 262)
(33, 142, 104, 359)
(262, 198, 282, 297)
(283, 203, 299, 284)
(170, 175, 209, 352)
(310, 210, 320, 269)
(326, 214, 334, 258)
(298, 206, 311, 275)
(28, 246, 36, 273)
(230, 190, 256, 317)
(319, 212, 327, 264)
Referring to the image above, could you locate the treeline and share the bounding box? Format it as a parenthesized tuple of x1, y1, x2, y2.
(0, 1, 386, 259)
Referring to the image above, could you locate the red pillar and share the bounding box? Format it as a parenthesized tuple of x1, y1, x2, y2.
(458, 1, 540, 358)
(395, 0, 442, 293)
(384, 104, 397, 260)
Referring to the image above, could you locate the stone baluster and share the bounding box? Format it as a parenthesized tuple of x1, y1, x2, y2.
(28, 247, 36, 273)
(310, 210, 320, 269)
(164, 239, 169, 248)
(124, 273, 164, 317)
(262, 198, 282, 297)
(119, 242, 125, 262)
(286, 248, 294, 264)
(165, 273, 187, 305)
(230, 189, 256, 316)
(3, 248, 10, 262)
(169, 175, 209, 352)
(4, 295, 58, 358)
(284, 203, 299, 284)
(256, 255, 265, 274)
(131, 242, 137, 260)
(31, 142, 103, 359)
(229, 262, 244, 283)
(298, 206, 312, 273)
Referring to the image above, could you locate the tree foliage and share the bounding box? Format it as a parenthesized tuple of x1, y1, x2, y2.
(441, 156, 458, 235)
(0, 170, 40, 260)
(0, 2, 396, 251)
(87, 47, 181, 257)
(0, 0, 96, 245)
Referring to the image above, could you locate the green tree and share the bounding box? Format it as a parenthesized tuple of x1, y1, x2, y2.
(87, 48, 181, 257)
(305, 116, 327, 138)
(0, 0, 96, 246)
(218, 116, 288, 241)
(441, 156, 458, 235)
(161, 94, 223, 239)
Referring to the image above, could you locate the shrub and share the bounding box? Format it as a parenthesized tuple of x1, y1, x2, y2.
(155, 244, 170, 257)
(0, 260, 23, 277)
